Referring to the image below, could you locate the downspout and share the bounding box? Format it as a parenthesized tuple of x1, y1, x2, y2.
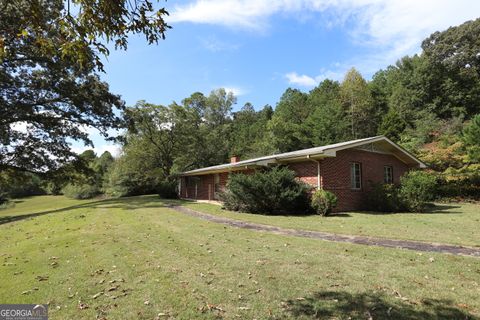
(177, 178, 181, 198)
(307, 155, 322, 190)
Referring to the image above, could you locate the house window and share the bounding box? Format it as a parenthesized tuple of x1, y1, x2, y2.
(384, 166, 393, 184)
(351, 162, 362, 190)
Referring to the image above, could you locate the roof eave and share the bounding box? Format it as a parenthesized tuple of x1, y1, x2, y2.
(178, 136, 427, 176)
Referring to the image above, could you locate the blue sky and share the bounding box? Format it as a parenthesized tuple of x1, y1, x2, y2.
(74, 0, 480, 156)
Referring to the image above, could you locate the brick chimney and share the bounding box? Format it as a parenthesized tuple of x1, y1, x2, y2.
(230, 155, 240, 163)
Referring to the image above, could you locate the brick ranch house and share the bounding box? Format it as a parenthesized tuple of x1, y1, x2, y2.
(178, 136, 426, 212)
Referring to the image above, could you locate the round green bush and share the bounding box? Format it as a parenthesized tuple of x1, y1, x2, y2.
(366, 183, 405, 212)
(221, 166, 312, 215)
(157, 180, 179, 199)
(399, 171, 437, 212)
(311, 189, 337, 216)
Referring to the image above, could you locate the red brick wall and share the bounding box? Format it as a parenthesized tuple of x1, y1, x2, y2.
(320, 149, 411, 212)
(287, 161, 319, 187)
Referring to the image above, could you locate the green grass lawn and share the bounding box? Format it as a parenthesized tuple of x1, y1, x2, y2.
(174, 200, 480, 247)
(1, 195, 479, 319)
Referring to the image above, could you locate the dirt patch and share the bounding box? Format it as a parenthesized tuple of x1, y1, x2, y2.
(170, 205, 480, 258)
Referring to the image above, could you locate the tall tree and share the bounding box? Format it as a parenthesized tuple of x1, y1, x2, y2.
(422, 18, 480, 118)
(230, 103, 274, 159)
(267, 88, 311, 152)
(125, 101, 197, 179)
(0, 0, 170, 172)
(305, 80, 349, 146)
(0, 0, 170, 71)
(184, 89, 236, 167)
(422, 18, 480, 79)
(339, 68, 377, 139)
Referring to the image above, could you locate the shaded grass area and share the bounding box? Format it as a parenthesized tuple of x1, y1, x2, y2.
(173, 200, 480, 247)
(0, 195, 479, 319)
(284, 291, 474, 319)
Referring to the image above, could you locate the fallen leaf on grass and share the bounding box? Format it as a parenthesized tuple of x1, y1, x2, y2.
(78, 302, 89, 310)
(157, 312, 169, 317)
(35, 275, 49, 281)
(21, 290, 32, 295)
(108, 289, 130, 299)
(92, 292, 104, 299)
(92, 269, 104, 276)
(144, 300, 150, 305)
(109, 278, 125, 284)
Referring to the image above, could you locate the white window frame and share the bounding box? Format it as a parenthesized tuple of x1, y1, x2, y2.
(384, 166, 393, 184)
(351, 162, 362, 190)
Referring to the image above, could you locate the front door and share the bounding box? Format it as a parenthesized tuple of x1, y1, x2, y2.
(213, 173, 220, 200)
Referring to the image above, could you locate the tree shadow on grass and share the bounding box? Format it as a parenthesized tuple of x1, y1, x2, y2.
(0, 195, 170, 225)
(423, 203, 463, 214)
(283, 290, 477, 319)
(352, 203, 463, 216)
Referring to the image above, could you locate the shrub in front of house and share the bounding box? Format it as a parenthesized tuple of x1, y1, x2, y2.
(62, 183, 100, 199)
(221, 166, 312, 215)
(157, 180, 179, 199)
(310, 189, 337, 216)
(366, 171, 437, 213)
(366, 183, 405, 212)
(399, 171, 437, 212)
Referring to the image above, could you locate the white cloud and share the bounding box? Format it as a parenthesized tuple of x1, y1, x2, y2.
(171, 0, 480, 78)
(221, 86, 246, 96)
(285, 72, 317, 87)
(169, 0, 281, 30)
(286, 68, 347, 87)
